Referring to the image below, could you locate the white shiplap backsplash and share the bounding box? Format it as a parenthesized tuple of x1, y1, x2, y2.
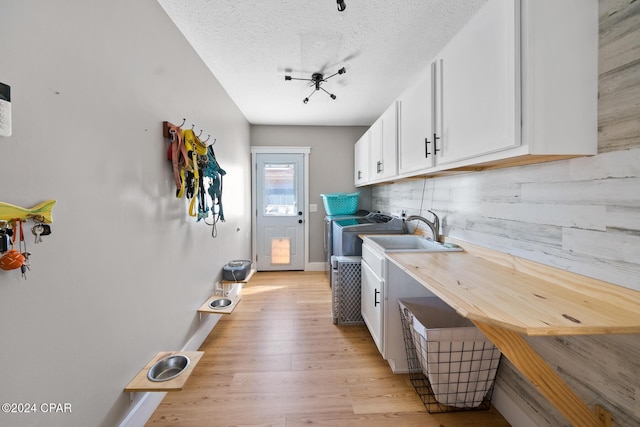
(371, 1, 640, 425)
(374, 148, 640, 290)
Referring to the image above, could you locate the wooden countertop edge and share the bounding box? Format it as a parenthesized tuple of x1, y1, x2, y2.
(385, 240, 640, 337)
(124, 351, 204, 392)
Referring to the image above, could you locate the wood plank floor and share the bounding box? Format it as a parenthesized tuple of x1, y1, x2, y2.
(146, 271, 511, 427)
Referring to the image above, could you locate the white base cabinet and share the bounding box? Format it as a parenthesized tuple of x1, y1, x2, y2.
(360, 258, 383, 352)
(361, 241, 434, 373)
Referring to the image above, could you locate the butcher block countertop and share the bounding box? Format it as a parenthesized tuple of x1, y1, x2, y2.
(384, 239, 637, 426)
(385, 245, 640, 337)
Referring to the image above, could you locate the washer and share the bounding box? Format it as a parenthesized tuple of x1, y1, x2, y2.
(332, 212, 404, 257)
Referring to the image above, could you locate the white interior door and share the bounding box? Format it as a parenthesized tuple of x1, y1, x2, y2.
(255, 153, 305, 271)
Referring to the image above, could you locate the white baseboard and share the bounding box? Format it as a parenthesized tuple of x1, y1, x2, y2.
(305, 261, 327, 272)
(117, 313, 222, 427)
(491, 382, 537, 427)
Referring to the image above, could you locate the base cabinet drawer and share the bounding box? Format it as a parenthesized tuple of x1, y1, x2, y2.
(362, 243, 384, 277)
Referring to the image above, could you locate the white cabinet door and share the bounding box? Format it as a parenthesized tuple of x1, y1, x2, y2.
(368, 117, 383, 181)
(521, 0, 597, 156)
(354, 131, 370, 186)
(397, 66, 436, 175)
(378, 102, 398, 180)
(361, 260, 383, 354)
(370, 103, 398, 183)
(436, 0, 519, 165)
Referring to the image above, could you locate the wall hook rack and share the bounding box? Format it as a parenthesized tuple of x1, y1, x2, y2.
(0, 200, 56, 278)
(162, 119, 215, 147)
(0, 200, 56, 224)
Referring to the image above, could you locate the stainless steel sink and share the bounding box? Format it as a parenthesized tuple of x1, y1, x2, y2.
(147, 354, 190, 382)
(364, 234, 463, 252)
(209, 298, 233, 309)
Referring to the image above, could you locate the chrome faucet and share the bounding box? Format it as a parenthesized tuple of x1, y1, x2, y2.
(405, 210, 440, 241)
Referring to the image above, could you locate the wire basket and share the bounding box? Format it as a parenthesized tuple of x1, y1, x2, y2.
(320, 192, 359, 215)
(399, 298, 502, 413)
(331, 256, 364, 325)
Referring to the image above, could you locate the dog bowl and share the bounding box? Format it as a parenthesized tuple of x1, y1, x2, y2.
(147, 354, 190, 382)
(209, 298, 233, 309)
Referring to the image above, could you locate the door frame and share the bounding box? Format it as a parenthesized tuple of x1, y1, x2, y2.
(251, 146, 311, 271)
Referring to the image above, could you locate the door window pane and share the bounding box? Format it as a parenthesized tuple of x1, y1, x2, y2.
(263, 163, 296, 216)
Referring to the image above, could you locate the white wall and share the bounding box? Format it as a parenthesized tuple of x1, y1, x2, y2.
(0, 1, 251, 426)
(251, 125, 369, 263)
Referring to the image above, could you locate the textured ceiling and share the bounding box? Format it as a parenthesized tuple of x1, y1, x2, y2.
(157, 0, 486, 126)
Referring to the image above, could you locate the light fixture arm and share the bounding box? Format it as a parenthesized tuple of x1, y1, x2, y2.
(324, 67, 346, 80)
(284, 67, 346, 104)
(319, 87, 336, 100)
(284, 76, 311, 82)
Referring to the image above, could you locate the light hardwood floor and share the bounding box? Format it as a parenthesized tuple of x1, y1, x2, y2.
(147, 271, 511, 426)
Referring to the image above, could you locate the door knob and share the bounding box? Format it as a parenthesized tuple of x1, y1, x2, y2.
(298, 219, 303, 224)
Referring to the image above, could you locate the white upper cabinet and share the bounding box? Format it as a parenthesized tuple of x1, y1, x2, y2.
(356, 0, 597, 184)
(354, 130, 370, 186)
(368, 117, 383, 181)
(519, 0, 598, 157)
(370, 102, 398, 182)
(434, 0, 597, 170)
(397, 0, 518, 176)
(436, 0, 519, 165)
(397, 66, 436, 175)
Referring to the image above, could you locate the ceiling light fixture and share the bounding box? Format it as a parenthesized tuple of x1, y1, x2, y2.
(337, 0, 346, 12)
(285, 67, 346, 104)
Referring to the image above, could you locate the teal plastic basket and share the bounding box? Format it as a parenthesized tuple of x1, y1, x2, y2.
(320, 192, 359, 215)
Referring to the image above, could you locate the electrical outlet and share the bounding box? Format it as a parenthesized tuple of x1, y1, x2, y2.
(0, 82, 11, 137)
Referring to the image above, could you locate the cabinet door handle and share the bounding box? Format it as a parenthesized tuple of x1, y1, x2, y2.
(433, 133, 440, 153)
(357, 170, 362, 179)
(376, 160, 383, 173)
(425, 137, 430, 158)
(374, 289, 380, 307)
